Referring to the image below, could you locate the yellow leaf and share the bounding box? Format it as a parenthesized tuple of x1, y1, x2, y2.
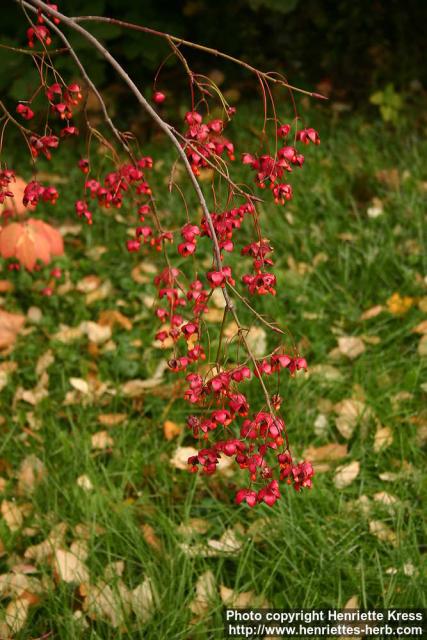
(163, 420, 182, 440)
(387, 292, 414, 315)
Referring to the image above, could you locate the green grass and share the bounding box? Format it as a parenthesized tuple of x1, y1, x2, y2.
(0, 104, 426, 638)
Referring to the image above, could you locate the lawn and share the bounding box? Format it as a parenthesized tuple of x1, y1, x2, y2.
(0, 103, 426, 638)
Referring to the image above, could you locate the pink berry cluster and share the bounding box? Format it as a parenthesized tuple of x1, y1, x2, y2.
(74, 157, 154, 228)
(23, 180, 59, 207)
(183, 111, 235, 175)
(0, 170, 15, 204)
(121, 110, 320, 507)
(26, 2, 59, 48)
(242, 124, 319, 204)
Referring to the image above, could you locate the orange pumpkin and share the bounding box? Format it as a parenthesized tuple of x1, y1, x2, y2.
(0, 218, 64, 271)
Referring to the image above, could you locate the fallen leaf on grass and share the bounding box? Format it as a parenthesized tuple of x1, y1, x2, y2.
(97, 413, 127, 427)
(334, 461, 360, 488)
(359, 305, 384, 321)
(170, 446, 198, 470)
(418, 335, 427, 357)
(1, 500, 24, 531)
(412, 320, 427, 334)
(0, 370, 9, 392)
(373, 425, 393, 452)
(98, 309, 132, 331)
(35, 349, 54, 376)
(343, 595, 360, 609)
(376, 168, 400, 189)
(179, 528, 243, 557)
(386, 293, 414, 315)
(77, 475, 93, 491)
(0, 280, 13, 293)
(224, 324, 267, 356)
(141, 523, 162, 552)
(82, 321, 112, 345)
(53, 323, 85, 343)
(70, 378, 90, 395)
(27, 306, 42, 324)
(86, 280, 113, 305)
(337, 336, 366, 359)
(0, 309, 25, 350)
(14, 370, 49, 406)
(220, 585, 256, 608)
(334, 398, 370, 439)
(1, 597, 30, 635)
(177, 518, 210, 537)
(121, 360, 168, 396)
(131, 577, 157, 622)
(190, 570, 216, 617)
(373, 492, 398, 509)
(24, 523, 68, 561)
(163, 420, 182, 440)
(367, 197, 384, 219)
(86, 245, 107, 260)
(314, 413, 328, 435)
(76, 275, 101, 293)
(369, 520, 397, 546)
(91, 431, 114, 450)
(54, 548, 90, 583)
(303, 443, 348, 463)
(82, 581, 127, 628)
(309, 364, 344, 381)
(0, 572, 43, 599)
(17, 455, 46, 495)
(204, 307, 225, 323)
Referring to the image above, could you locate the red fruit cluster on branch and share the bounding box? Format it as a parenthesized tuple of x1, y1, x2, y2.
(183, 111, 235, 174)
(0, 0, 324, 507)
(241, 123, 320, 205)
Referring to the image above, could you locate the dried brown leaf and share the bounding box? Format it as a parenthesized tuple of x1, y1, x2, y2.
(337, 336, 366, 359)
(334, 460, 360, 488)
(303, 442, 348, 463)
(369, 520, 397, 545)
(97, 413, 127, 427)
(91, 431, 114, 450)
(190, 570, 216, 616)
(373, 426, 393, 452)
(54, 548, 90, 583)
(17, 455, 46, 495)
(1, 500, 24, 532)
(0, 309, 25, 350)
